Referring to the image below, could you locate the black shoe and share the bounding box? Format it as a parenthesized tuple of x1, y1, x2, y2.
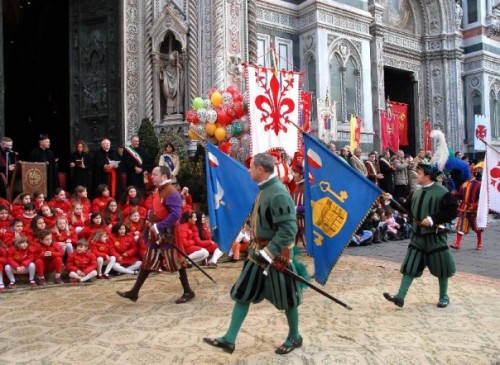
(175, 291, 195, 304)
(275, 336, 303, 355)
(203, 337, 235, 354)
(116, 290, 138, 302)
(383, 292, 404, 307)
(437, 295, 449, 308)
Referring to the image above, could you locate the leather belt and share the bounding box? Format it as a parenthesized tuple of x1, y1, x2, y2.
(253, 238, 271, 246)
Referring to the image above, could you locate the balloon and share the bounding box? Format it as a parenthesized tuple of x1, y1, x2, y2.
(206, 123, 217, 136)
(227, 85, 239, 96)
(233, 93, 243, 103)
(241, 116, 250, 132)
(192, 97, 205, 110)
(222, 92, 233, 104)
(216, 108, 229, 126)
(240, 134, 250, 148)
(206, 109, 218, 124)
(196, 124, 207, 138)
(226, 105, 236, 121)
(188, 129, 201, 141)
(186, 109, 199, 124)
(232, 121, 243, 136)
(204, 98, 213, 110)
(197, 108, 207, 123)
(211, 91, 223, 107)
(225, 125, 233, 139)
(233, 101, 245, 118)
(215, 127, 227, 142)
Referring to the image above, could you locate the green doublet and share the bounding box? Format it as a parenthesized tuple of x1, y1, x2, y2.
(230, 176, 301, 310)
(401, 184, 456, 278)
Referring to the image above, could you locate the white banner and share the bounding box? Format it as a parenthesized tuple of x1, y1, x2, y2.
(246, 64, 300, 158)
(474, 115, 491, 151)
(477, 143, 500, 228)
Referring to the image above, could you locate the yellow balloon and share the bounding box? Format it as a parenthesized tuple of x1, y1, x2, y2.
(206, 123, 217, 136)
(188, 129, 201, 141)
(215, 126, 227, 142)
(211, 91, 223, 108)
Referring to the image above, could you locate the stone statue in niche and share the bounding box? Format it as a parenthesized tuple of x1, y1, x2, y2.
(455, 0, 463, 29)
(160, 50, 184, 115)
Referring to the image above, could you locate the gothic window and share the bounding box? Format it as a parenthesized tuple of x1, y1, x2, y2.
(306, 55, 316, 93)
(257, 34, 271, 67)
(467, 0, 478, 23)
(275, 37, 293, 71)
(491, 90, 500, 139)
(330, 50, 361, 123)
(472, 89, 482, 116)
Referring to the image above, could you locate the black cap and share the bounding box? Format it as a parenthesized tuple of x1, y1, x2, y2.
(39, 133, 49, 141)
(417, 163, 439, 180)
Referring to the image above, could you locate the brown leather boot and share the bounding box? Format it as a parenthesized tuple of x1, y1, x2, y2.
(450, 234, 463, 250)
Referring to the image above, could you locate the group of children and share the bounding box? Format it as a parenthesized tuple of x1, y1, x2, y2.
(0, 183, 225, 290)
(350, 197, 410, 246)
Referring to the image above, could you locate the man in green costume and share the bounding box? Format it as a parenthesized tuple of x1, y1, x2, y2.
(383, 163, 458, 308)
(203, 153, 304, 355)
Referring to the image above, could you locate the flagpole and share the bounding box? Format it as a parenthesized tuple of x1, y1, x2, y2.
(479, 137, 500, 154)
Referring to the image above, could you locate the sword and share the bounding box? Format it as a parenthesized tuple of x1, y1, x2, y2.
(257, 252, 352, 310)
(160, 235, 217, 284)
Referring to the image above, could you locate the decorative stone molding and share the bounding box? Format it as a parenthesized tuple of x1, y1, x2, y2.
(124, 0, 141, 138)
(150, 3, 188, 52)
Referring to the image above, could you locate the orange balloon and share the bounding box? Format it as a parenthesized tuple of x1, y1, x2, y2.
(211, 91, 223, 108)
(188, 129, 201, 141)
(206, 123, 217, 136)
(215, 126, 227, 142)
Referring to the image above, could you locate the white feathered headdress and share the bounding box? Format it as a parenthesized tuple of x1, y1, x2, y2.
(429, 130, 449, 172)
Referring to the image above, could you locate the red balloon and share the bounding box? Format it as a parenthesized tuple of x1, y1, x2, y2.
(226, 85, 239, 96)
(216, 108, 229, 126)
(233, 93, 243, 103)
(186, 109, 199, 125)
(226, 106, 237, 123)
(234, 101, 245, 117)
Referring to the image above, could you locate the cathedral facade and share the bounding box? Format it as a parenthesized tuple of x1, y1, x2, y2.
(121, 0, 500, 154)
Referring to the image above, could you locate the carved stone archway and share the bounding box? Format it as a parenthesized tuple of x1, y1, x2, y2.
(150, 4, 188, 130)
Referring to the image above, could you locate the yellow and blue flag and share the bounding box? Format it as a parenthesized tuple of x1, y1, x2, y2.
(303, 134, 382, 284)
(205, 142, 258, 253)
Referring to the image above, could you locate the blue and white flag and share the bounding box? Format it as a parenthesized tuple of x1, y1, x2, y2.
(303, 134, 382, 284)
(205, 142, 258, 253)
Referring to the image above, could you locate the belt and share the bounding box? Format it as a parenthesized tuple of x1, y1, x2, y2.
(253, 238, 271, 246)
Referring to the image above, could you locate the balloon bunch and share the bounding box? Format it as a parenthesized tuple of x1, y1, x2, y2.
(187, 85, 252, 162)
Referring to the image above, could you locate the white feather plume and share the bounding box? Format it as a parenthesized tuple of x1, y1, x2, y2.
(429, 130, 448, 171)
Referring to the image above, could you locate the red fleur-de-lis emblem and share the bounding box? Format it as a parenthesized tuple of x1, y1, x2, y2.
(254, 71, 296, 136)
(476, 124, 487, 139)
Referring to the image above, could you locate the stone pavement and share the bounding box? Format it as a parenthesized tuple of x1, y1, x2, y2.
(347, 214, 500, 279)
(0, 218, 499, 364)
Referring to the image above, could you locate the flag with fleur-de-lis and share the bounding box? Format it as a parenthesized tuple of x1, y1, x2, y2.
(245, 63, 300, 158)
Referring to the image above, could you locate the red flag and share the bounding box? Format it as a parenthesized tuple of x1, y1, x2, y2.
(380, 110, 399, 151)
(300, 91, 312, 133)
(355, 117, 362, 148)
(392, 102, 409, 146)
(424, 119, 432, 151)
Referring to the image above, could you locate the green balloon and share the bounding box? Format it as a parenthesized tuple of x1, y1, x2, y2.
(232, 121, 242, 136)
(192, 97, 205, 110)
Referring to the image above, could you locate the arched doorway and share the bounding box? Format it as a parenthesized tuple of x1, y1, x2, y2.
(3, 0, 69, 167)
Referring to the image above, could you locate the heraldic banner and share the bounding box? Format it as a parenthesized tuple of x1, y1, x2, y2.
(423, 119, 432, 151)
(477, 143, 500, 229)
(392, 101, 409, 146)
(303, 133, 382, 284)
(349, 114, 361, 150)
(205, 142, 258, 253)
(474, 115, 491, 151)
(245, 64, 300, 157)
(19, 161, 47, 196)
(380, 110, 399, 151)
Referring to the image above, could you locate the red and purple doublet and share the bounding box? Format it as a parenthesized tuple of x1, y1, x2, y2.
(455, 178, 483, 233)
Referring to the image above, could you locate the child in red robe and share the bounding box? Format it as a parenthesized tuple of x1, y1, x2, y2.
(66, 239, 97, 283)
(52, 216, 77, 256)
(4, 235, 37, 287)
(89, 229, 116, 279)
(92, 184, 113, 213)
(110, 223, 141, 275)
(34, 229, 64, 285)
